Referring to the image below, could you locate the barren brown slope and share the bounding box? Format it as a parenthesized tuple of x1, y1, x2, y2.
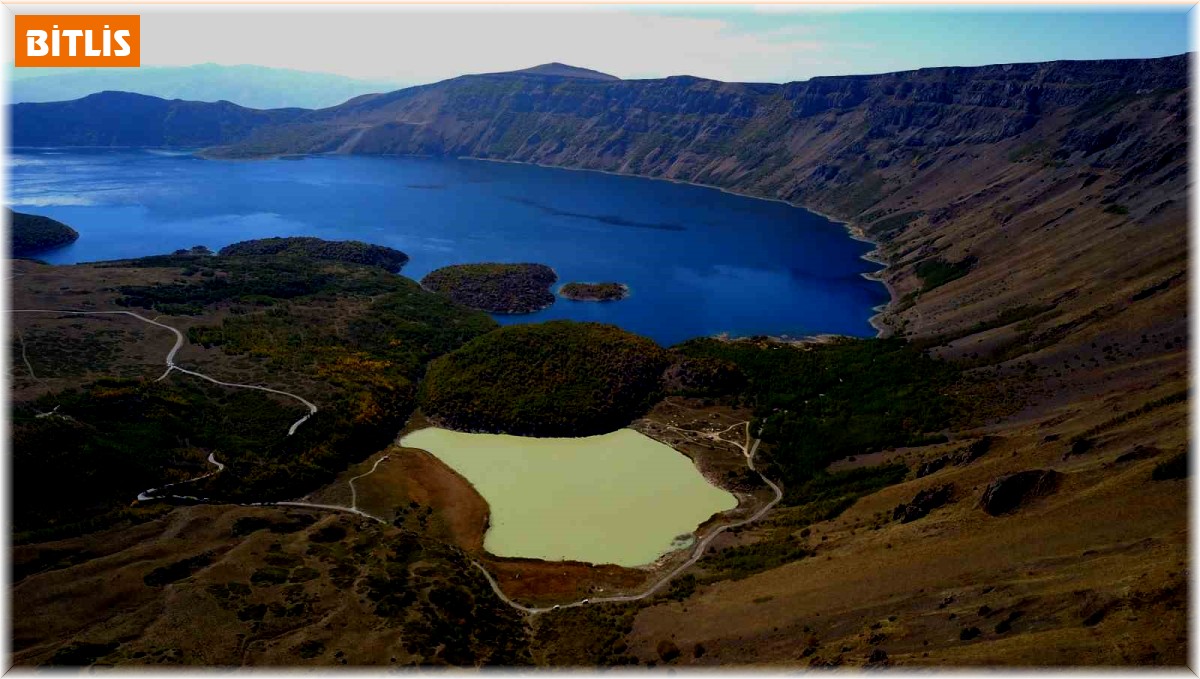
(626, 359, 1187, 666)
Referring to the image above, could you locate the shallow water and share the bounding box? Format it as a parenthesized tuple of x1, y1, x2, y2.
(9, 149, 888, 345)
(398, 427, 737, 567)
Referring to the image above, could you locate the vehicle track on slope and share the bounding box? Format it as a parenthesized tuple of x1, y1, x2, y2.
(473, 420, 782, 615)
(9, 307, 784, 617)
(9, 309, 317, 432)
(13, 325, 39, 381)
(9, 308, 318, 502)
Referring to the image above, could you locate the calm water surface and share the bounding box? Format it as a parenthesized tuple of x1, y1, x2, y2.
(9, 149, 887, 345)
(399, 427, 737, 566)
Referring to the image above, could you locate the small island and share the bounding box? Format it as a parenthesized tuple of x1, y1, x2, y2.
(559, 281, 630, 302)
(421, 263, 557, 314)
(9, 209, 79, 257)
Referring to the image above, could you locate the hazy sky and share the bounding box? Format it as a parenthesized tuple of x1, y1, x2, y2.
(10, 5, 1192, 85)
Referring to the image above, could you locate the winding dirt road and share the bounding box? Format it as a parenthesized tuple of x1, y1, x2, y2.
(13, 325, 39, 382)
(9, 309, 317, 433)
(474, 420, 782, 615)
(136, 453, 226, 502)
(9, 307, 784, 617)
(10, 308, 318, 502)
(348, 454, 391, 512)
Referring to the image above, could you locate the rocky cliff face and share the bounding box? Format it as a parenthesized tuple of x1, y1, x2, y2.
(207, 56, 1188, 365)
(210, 56, 1184, 206)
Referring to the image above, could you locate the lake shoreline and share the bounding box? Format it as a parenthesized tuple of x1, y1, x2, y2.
(24, 147, 891, 343)
(398, 426, 737, 568)
(459, 155, 896, 339)
(199, 147, 896, 339)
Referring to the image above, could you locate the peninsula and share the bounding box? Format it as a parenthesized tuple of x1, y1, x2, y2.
(9, 210, 78, 257)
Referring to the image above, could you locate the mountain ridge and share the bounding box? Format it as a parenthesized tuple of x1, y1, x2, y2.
(9, 63, 403, 110)
(9, 54, 1188, 351)
(490, 62, 619, 80)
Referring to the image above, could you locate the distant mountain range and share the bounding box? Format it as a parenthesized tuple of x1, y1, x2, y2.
(8, 63, 402, 110)
(11, 91, 307, 147)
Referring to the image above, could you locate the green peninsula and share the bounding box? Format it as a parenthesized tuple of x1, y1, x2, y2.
(10, 210, 79, 257)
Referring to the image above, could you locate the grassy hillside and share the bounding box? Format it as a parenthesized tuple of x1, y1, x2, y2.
(9, 243, 496, 541)
(675, 337, 960, 502)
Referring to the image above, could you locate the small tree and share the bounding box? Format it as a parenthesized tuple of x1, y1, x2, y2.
(656, 640, 681, 663)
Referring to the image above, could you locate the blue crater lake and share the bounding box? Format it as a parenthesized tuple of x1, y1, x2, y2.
(9, 149, 888, 346)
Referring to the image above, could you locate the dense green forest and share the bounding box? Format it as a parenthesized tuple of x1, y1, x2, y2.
(12, 378, 296, 542)
(188, 280, 498, 381)
(674, 337, 959, 504)
(9, 209, 79, 257)
(662, 355, 746, 397)
(217, 237, 410, 271)
(113, 250, 413, 315)
(420, 321, 670, 436)
(421, 263, 557, 314)
(182, 274, 496, 501)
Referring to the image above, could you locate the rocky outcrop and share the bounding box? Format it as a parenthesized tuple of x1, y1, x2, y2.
(865, 648, 890, 667)
(892, 484, 954, 523)
(1113, 445, 1162, 465)
(917, 436, 997, 478)
(980, 470, 1063, 516)
(1151, 452, 1188, 481)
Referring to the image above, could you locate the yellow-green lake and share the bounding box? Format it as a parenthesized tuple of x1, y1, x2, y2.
(399, 427, 738, 567)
